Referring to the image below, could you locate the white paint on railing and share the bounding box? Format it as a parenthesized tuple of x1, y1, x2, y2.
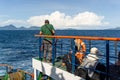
(32, 58, 85, 80)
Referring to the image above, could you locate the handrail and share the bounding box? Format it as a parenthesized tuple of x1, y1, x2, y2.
(0, 64, 13, 71)
(0, 64, 13, 68)
(35, 34, 120, 80)
(35, 35, 120, 41)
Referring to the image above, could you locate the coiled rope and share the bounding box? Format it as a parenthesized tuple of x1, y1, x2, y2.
(9, 71, 25, 80)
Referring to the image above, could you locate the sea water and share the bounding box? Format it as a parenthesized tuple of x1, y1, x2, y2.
(0, 30, 120, 73)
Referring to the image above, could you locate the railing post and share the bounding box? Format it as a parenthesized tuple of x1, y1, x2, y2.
(39, 37, 42, 60)
(33, 69, 37, 80)
(106, 40, 110, 80)
(6, 66, 8, 73)
(114, 41, 118, 62)
(71, 39, 75, 73)
(52, 38, 55, 66)
(88, 40, 91, 54)
(61, 40, 63, 55)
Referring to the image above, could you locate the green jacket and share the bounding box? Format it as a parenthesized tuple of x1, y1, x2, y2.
(40, 24, 55, 40)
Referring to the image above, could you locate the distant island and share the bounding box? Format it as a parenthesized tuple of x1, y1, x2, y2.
(107, 27, 120, 30)
(0, 24, 40, 30)
(0, 24, 120, 30)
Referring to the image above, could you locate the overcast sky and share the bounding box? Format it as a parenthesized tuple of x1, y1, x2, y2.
(0, 0, 120, 29)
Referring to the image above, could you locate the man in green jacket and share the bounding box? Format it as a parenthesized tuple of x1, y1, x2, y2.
(40, 20, 55, 62)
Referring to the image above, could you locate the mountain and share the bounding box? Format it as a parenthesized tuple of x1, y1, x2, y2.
(0, 24, 120, 30)
(0, 24, 17, 30)
(28, 26, 40, 30)
(108, 27, 120, 30)
(0, 24, 40, 30)
(18, 26, 27, 30)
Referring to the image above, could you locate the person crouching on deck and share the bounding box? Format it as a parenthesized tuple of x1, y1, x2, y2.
(62, 50, 82, 73)
(75, 47, 106, 80)
(109, 51, 120, 80)
(62, 39, 86, 73)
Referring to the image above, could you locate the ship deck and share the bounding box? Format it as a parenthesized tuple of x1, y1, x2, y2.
(32, 58, 85, 80)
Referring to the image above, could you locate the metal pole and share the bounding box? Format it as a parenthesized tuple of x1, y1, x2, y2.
(52, 38, 55, 66)
(34, 69, 37, 80)
(61, 40, 63, 56)
(114, 41, 118, 62)
(39, 38, 42, 60)
(36, 70, 38, 80)
(71, 39, 75, 73)
(106, 40, 110, 80)
(88, 40, 91, 54)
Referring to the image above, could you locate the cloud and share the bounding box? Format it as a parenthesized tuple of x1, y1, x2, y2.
(27, 11, 109, 29)
(0, 11, 109, 29)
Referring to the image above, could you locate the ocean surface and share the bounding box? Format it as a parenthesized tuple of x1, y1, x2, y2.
(0, 30, 120, 73)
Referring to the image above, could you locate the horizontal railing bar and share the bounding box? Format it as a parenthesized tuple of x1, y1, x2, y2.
(35, 35, 120, 41)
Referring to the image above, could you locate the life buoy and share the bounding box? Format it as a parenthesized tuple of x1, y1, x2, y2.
(74, 39, 86, 63)
(74, 39, 86, 52)
(75, 52, 85, 63)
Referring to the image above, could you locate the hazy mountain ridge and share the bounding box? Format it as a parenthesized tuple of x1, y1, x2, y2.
(107, 27, 120, 30)
(0, 24, 40, 30)
(0, 24, 120, 30)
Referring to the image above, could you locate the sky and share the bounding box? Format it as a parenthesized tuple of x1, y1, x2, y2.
(0, 0, 120, 29)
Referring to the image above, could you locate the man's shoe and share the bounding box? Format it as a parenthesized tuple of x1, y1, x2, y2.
(43, 58, 47, 62)
(47, 60, 51, 63)
(47, 59, 52, 63)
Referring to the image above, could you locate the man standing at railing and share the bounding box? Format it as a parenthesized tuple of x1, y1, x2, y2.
(39, 20, 55, 62)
